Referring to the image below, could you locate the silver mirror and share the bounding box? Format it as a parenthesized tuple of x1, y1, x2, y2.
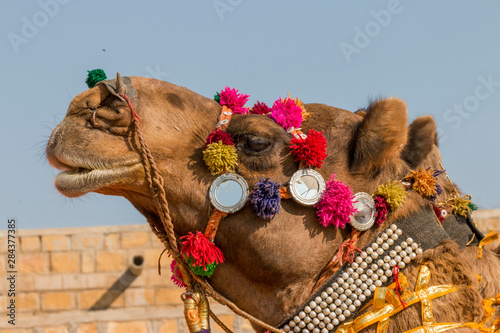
(209, 173, 249, 213)
(349, 192, 376, 231)
(289, 169, 325, 206)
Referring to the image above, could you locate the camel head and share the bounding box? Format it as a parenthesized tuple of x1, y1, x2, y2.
(46, 73, 449, 325)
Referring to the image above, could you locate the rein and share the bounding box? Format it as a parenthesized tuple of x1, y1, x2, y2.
(122, 93, 283, 333)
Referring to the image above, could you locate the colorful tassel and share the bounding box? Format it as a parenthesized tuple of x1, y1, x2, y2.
(433, 206, 446, 223)
(289, 129, 328, 168)
(181, 231, 224, 269)
(430, 170, 445, 202)
(468, 202, 478, 211)
(251, 101, 271, 115)
(170, 259, 187, 288)
(286, 93, 311, 120)
(187, 257, 218, 278)
(374, 195, 389, 225)
(249, 178, 281, 219)
(205, 129, 234, 146)
(213, 92, 220, 103)
(451, 195, 473, 218)
(219, 86, 250, 114)
(85, 69, 107, 88)
(203, 141, 238, 174)
(403, 168, 437, 199)
(315, 174, 357, 228)
(269, 97, 304, 130)
(373, 181, 407, 211)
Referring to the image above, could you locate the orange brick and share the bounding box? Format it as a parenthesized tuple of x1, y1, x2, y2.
(96, 251, 124, 272)
(71, 234, 103, 250)
(122, 231, 150, 248)
(18, 292, 39, 312)
(51, 252, 80, 273)
(17, 275, 35, 292)
(19, 253, 48, 273)
(106, 321, 148, 333)
(82, 252, 95, 273)
(20, 236, 41, 252)
(34, 274, 63, 291)
(0, 329, 33, 333)
(42, 235, 69, 251)
(0, 295, 7, 309)
(76, 323, 97, 333)
(125, 288, 155, 307)
(104, 234, 120, 250)
(85, 272, 119, 289)
(77, 289, 124, 310)
(43, 326, 69, 333)
(0, 237, 6, 254)
(143, 268, 173, 287)
(155, 287, 183, 305)
(62, 273, 86, 289)
(41, 292, 74, 311)
(212, 315, 235, 333)
(241, 318, 255, 332)
(159, 319, 178, 333)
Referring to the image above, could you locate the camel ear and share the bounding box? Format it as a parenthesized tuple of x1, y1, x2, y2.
(350, 98, 408, 173)
(401, 116, 438, 168)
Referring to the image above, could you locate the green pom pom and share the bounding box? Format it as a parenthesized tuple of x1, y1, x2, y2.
(187, 257, 217, 277)
(214, 92, 220, 103)
(468, 202, 478, 211)
(86, 69, 107, 88)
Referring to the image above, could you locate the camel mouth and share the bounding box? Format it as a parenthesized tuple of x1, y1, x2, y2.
(54, 160, 143, 197)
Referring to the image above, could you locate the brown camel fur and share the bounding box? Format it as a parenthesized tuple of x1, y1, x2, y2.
(46, 76, 500, 332)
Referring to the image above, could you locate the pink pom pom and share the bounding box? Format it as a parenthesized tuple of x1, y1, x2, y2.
(170, 259, 187, 288)
(315, 174, 357, 228)
(219, 86, 250, 114)
(251, 101, 271, 115)
(269, 98, 303, 130)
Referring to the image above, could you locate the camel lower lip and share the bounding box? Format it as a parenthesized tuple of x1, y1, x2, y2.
(55, 163, 143, 197)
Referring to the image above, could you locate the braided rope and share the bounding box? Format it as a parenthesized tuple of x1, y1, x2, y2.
(122, 94, 282, 333)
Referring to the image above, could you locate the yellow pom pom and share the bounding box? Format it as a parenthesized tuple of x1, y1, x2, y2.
(373, 180, 407, 211)
(451, 195, 473, 218)
(203, 141, 238, 174)
(403, 168, 437, 199)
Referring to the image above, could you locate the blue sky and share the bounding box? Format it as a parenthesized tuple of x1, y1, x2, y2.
(2, 1, 500, 229)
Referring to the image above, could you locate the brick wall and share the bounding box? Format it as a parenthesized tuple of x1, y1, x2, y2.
(0, 225, 254, 333)
(1, 210, 499, 333)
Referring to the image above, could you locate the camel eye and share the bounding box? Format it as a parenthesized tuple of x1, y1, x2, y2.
(244, 136, 271, 153)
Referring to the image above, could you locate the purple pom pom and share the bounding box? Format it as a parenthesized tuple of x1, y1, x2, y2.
(249, 178, 281, 219)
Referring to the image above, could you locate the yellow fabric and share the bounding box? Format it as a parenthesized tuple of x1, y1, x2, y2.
(477, 230, 500, 259)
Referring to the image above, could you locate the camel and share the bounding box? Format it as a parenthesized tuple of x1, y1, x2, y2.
(46, 74, 500, 332)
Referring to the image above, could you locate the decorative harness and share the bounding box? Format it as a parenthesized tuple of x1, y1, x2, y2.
(86, 71, 500, 333)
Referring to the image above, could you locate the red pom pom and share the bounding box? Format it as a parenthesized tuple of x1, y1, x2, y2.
(251, 101, 271, 115)
(180, 231, 224, 269)
(289, 129, 328, 168)
(374, 195, 389, 225)
(170, 259, 187, 288)
(219, 86, 250, 114)
(205, 129, 234, 146)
